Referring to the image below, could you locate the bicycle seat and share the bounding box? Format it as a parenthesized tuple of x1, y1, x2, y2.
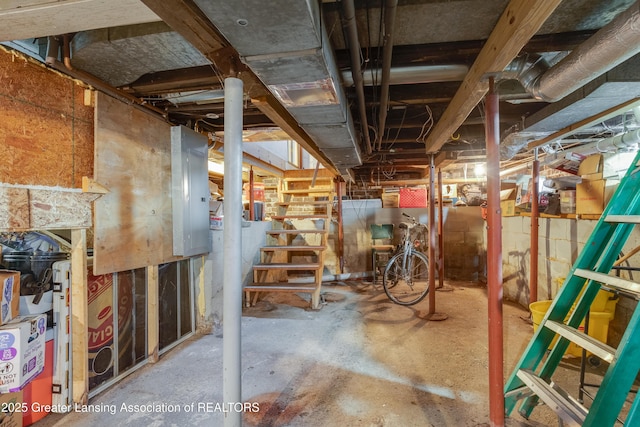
(399, 222, 412, 230)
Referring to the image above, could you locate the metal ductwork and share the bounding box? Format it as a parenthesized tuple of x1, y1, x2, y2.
(68, 22, 209, 87)
(504, 0, 640, 104)
(195, 0, 362, 177)
(341, 64, 469, 87)
(500, 0, 640, 158)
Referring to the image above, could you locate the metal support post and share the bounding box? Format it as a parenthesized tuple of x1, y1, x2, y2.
(223, 77, 243, 427)
(485, 77, 504, 427)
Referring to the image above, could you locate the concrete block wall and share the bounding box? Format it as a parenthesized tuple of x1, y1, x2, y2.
(502, 216, 640, 347)
(340, 202, 485, 281)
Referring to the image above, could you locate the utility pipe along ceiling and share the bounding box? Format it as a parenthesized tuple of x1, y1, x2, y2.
(2, 0, 640, 184)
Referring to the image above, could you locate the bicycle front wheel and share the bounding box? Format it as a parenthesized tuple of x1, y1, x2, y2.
(382, 249, 430, 305)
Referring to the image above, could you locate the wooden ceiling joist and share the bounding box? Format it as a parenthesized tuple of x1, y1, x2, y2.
(423, 0, 563, 154)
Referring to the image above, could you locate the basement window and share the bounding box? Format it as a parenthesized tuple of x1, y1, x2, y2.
(269, 78, 339, 107)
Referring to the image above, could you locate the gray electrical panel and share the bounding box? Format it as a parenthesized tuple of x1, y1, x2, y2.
(171, 125, 210, 256)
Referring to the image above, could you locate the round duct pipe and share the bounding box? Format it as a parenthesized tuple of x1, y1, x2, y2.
(341, 64, 469, 86)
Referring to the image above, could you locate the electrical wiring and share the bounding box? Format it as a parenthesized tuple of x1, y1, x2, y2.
(385, 104, 408, 151)
(415, 105, 434, 143)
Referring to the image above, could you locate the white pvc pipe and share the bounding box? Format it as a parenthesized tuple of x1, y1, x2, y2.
(223, 77, 243, 427)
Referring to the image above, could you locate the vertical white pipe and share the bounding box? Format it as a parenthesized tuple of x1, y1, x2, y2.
(223, 77, 243, 427)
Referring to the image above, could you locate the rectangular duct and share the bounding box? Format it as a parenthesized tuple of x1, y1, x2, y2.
(196, 0, 362, 176)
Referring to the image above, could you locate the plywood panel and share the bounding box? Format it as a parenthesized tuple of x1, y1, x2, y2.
(93, 92, 180, 275)
(0, 49, 94, 188)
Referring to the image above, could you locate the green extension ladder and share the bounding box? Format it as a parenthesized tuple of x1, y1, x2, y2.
(504, 150, 640, 426)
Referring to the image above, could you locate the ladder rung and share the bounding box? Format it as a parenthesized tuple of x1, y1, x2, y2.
(504, 385, 535, 401)
(545, 320, 616, 363)
(244, 283, 317, 292)
(266, 229, 327, 235)
(574, 268, 640, 298)
(253, 263, 321, 270)
(604, 215, 640, 224)
(262, 245, 325, 251)
(272, 215, 330, 220)
(516, 370, 587, 427)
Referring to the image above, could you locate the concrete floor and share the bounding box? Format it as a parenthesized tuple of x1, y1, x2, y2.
(35, 279, 612, 426)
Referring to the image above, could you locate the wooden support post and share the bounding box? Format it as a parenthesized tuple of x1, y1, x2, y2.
(71, 229, 88, 405)
(530, 150, 540, 304)
(249, 167, 255, 221)
(147, 265, 159, 363)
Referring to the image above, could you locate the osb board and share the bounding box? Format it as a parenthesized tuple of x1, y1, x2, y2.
(93, 92, 180, 275)
(0, 49, 94, 187)
(0, 187, 29, 230)
(0, 185, 98, 231)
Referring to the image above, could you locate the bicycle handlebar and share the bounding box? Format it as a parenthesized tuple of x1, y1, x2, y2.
(402, 212, 417, 224)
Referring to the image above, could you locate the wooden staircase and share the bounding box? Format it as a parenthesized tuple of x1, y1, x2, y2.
(244, 174, 335, 309)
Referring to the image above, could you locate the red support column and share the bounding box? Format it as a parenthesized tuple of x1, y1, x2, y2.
(438, 169, 444, 289)
(485, 77, 504, 427)
(530, 150, 540, 303)
(428, 154, 437, 314)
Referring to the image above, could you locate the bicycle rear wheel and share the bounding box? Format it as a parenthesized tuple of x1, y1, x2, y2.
(382, 249, 430, 305)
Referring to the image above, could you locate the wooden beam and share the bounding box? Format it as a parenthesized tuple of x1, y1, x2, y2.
(252, 96, 339, 175)
(147, 265, 160, 363)
(139, 0, 266, 99)
(527, 97, 640, 150)
(424, 0, 563, 153)
(71, 229, 88, 405)
(140, 0, 333, 172)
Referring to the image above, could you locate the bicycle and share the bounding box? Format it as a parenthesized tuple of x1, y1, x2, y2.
(382, 212, 430, 306)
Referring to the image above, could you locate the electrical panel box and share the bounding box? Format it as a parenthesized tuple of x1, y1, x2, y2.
(171, 126, 211, 257)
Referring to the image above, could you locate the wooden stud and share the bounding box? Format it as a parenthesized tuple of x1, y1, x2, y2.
(147, 265, 159, 363)
(81, 176, 110, 194)
(71, 229, 88, 405)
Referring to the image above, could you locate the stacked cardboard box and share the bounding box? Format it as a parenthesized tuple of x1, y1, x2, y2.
(576, 154, 619, 215)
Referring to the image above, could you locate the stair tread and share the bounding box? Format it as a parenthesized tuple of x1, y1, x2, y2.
(516, 370, 587, 427)
(253, 263, 322, 270)
(278, 201, 333, 206)
(284, 177, 333, 182)
(272, 214, 331, 220)
(245, 282, 318, 291)
(266, 229, 327, 234)
(545, 320, 616, 363)
(604, 214, 640, 224)
(281, 189, 334, 194)
(574, 268, 640, 297)
(261, 245, 325, 251)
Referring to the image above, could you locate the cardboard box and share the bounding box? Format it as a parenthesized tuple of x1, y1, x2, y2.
(0, 271, 20, 326)
(0, 390, 23, 427)
(381, 192, 399, 208)
(559, 190, 576, 214)
(578, 153, 604, 180)
(500, 183, 518, 217)
(576, 179, 618, 215)
(0, 315, 47, 393)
